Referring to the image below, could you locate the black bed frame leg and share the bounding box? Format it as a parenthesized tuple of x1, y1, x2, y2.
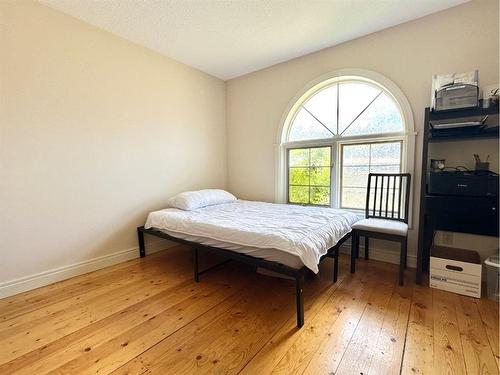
(351, 232, 358, 274)
(295, 275, 304, 328)
(193, 247, 199, 282)
(138, 228, 145, 258)
(333, 246, 339, 283)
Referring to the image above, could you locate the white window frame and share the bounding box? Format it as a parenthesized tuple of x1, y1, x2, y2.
(275, 69, 416, 224)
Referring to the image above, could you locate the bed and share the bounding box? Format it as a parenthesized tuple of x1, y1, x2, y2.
(138, 198, 359, 328)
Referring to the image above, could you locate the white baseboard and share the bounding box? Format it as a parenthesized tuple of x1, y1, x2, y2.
(339, 244, 416, 269)
(0, 239, 174, 299)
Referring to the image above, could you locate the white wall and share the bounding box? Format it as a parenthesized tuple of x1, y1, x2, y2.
(0, 1, 226, 296)
(226, 0, 499, 264)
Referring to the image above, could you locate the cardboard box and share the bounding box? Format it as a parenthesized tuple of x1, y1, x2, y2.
(430, 245, 482, 298)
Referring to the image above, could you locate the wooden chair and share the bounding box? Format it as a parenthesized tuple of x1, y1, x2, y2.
(350, 173, 411, 285)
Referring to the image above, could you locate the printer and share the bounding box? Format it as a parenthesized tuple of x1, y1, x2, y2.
(428, 170, 498, 197)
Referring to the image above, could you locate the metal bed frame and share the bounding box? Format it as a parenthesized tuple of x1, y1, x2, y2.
(137, 226, 351, 328)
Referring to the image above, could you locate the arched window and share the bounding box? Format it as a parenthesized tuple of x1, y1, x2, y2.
(279, 72, 412, 211)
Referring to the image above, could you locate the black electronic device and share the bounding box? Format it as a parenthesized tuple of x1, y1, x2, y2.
(428, 170, 498, 197)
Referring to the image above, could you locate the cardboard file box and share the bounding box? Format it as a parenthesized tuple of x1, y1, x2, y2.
(430, 245, 482, 298)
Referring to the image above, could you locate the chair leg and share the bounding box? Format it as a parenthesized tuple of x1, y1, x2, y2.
(351, 232, 358, 274)
(399, 237, 407, 286)
(364, 236, 369, 260)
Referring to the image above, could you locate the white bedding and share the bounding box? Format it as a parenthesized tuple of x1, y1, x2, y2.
(158, 229, 305, 269)
(145, 200, 359, 273)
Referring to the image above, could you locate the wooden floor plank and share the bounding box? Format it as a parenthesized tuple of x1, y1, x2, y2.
(270, 260, 390, 375)
(0, 260, 178, 333)
(0, 252, 197, 364)
(110, 285, 251, 375)
(269, 281, 354, 374)
(303, 264, 402, 375)
(475, 297, 500, 367)
(120, 263, 344, 373)
(0, 247, 495, 375)
(432, 289, 468, 375)
(49, 269, 247, 374)
(238, 261, 352, 375)
(455, 295, 498, 375)
(400, 285, 435, 375)
(0, 265, 246, 375)
(122, 276, 295, 374)
(366, 279, 413, 375)
(333, 263, 398, 375)
(0, 249, 170, 321)
(0, 275, 191, 363)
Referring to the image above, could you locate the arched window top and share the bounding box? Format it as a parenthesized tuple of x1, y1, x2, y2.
(285, 77, 405, 143)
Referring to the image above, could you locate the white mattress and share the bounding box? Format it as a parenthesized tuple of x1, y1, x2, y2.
(145, 200, 359, 273)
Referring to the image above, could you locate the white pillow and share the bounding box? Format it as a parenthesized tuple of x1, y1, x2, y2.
(167, 189, 237, 211)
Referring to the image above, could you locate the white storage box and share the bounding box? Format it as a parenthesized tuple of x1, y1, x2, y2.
(430, 246, 482, 298)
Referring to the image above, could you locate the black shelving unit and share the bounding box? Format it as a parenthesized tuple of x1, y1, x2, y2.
(415, 101, 499, 285)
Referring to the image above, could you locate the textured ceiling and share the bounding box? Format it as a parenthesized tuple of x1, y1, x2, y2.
(41, 0, 468, 80)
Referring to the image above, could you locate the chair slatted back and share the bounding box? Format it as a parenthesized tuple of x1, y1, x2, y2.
(365, 173, 411, 223)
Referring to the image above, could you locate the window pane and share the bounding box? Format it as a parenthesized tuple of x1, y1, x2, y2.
(370, 164, 400, 174)
(288, 108, 333, 141)
(343, 166, 369, 188)
(289, 186, 309, 204)
(342, 144, 369, 166)
(311, 187, 330, 205)
(289, 167, 309, 185)
(286, 79, 404, 142)
(371, 142, 401, 166)
(338, 82, 381, 134)
(289, 148, 309, 167)
(341, 141, 402, 210)
(303, 85, 337, 134)
(288, 146, 332, 206)
(310, 167, 330, 186)
(310, 147, 330, 166)
(341, 187, 366, 209)
(342, 93, 404, 136)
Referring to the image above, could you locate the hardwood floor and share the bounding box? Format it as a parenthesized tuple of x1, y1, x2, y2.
(0, 246, 498, 374)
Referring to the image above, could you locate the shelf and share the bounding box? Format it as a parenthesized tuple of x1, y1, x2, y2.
(428, 101, 499, 121)
(427, 101, 499, 142)
(418, 102, 500, 284)
(429, 125, 499, 142)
